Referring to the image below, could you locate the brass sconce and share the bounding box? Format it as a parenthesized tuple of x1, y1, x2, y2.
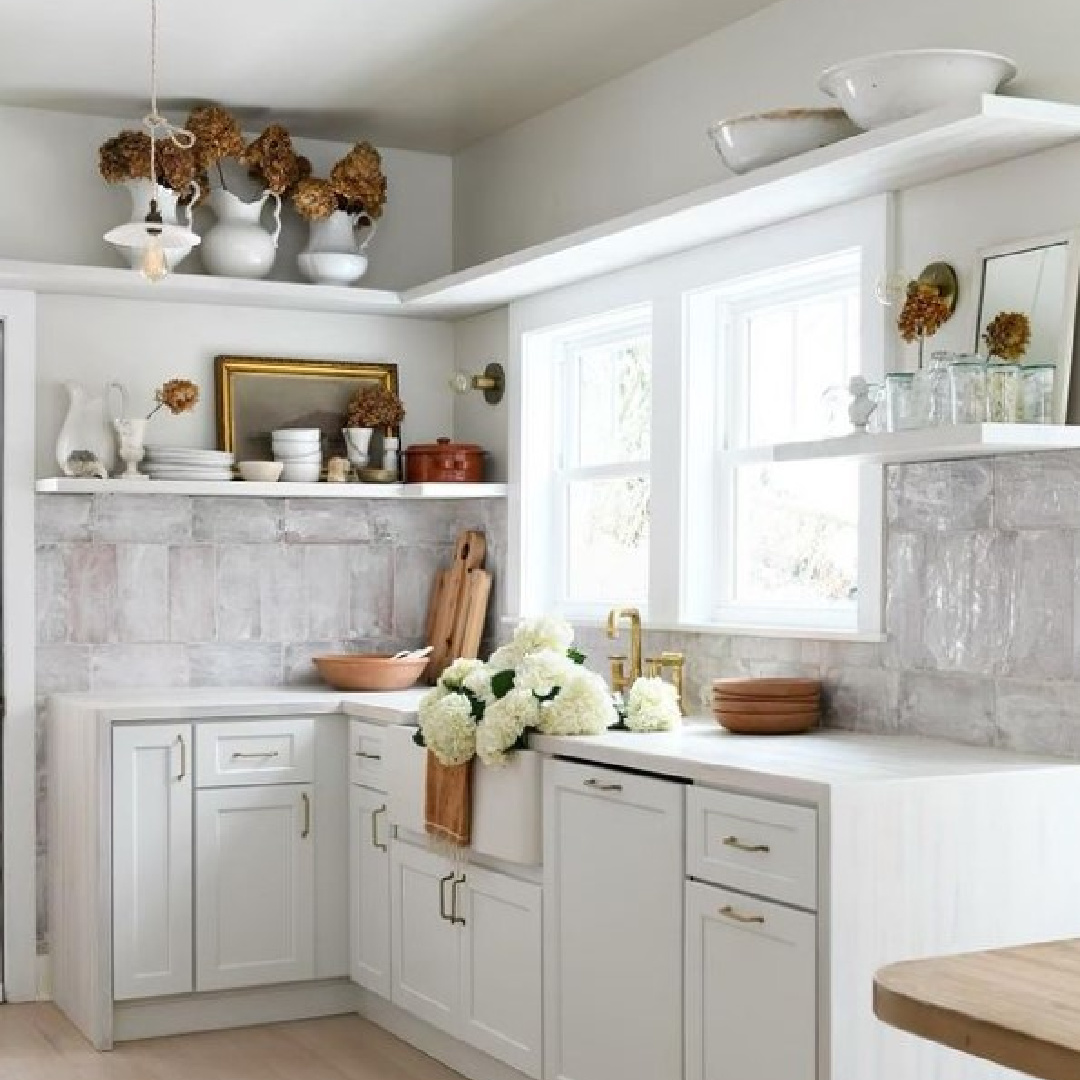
(449, 361, 505, 405)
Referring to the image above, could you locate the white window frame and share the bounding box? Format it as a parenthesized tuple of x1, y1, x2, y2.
(510, 195, 893, 640)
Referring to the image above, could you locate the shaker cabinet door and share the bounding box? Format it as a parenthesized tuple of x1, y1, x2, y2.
(350, 783, 392, 997)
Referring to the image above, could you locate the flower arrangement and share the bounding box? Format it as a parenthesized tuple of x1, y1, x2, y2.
(345, 385, 406, 431)
(243, 123, 311, 196)
(98, 131, 197, 193)
(415, 618, 680, 769)
(146, 378, 199, 420)
(983, 311, 1032, 361)
(185, 104, 246, 191)
(291, 141, 388, 222)
(897, 279, 953, 363)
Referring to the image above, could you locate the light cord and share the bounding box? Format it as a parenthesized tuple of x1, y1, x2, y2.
(141, 0, 195, 191)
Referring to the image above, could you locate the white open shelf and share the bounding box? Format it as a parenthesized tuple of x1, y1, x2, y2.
(723, 424, 1080, 467)
(4, 97, 1080, 319)
(35, 478, 508, 499)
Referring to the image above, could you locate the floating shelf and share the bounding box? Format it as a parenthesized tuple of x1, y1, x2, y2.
(405, 95, 1080, 315)
(35, 478, 508, 499)
(722, 424, 1080, 467)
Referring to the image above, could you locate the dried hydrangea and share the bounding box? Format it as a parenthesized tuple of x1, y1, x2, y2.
(244, 123, 304, 195)
(147, 378, 200, 419)
(331, 141, 388, 218)
(345, 385, 405, 429)
(185, 104, 246, 173)
(897, 281, 952, 344)
(291, 177, 339, 221)
(983, 311, 1032, 361)
(99, 130, 196, 193)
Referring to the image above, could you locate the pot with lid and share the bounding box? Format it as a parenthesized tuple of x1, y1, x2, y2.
(403, 437, 486, 483)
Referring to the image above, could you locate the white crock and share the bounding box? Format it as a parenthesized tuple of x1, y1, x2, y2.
(201, 189, 282, 279)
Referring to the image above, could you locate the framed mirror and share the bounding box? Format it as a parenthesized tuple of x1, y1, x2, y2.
(975, 232, 1080, 423)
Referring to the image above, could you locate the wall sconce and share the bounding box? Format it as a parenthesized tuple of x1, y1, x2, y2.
(449, 361, 505, 405)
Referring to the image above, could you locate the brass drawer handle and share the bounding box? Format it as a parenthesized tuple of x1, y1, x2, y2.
(230, 750, 281, 760)
(450, 874, 466, 926)
(371, 805, 388, 852)
(301, 792, 311, 838)
(584, 778, 623, 793)
(354, 750, 382, 761)
(720, 905, 765, 925)
(723, 835, 770, 854)
(439, 873, 455, 922)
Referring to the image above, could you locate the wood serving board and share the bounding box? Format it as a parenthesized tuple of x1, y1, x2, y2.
(426, 529, 487, 681)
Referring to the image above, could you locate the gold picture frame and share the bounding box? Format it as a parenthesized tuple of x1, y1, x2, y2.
(215, 356, 400, 461)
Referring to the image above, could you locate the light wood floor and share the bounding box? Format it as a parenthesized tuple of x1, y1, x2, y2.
(0, 1003, 466, 1080)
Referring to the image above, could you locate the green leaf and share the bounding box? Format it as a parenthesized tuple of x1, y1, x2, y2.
(567, 647, 586, 665)
(412, 728, 427, 748)
(463, 687, 486, 721)
(491, 669, 516, 699)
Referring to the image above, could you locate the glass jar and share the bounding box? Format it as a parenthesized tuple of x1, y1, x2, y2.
(924, 352, 954, 426)
(1021, 363, 1056, 424)
(949, 360, 987, 424)
(986, 362, 1021, 423)
(885, 373, 916, 432)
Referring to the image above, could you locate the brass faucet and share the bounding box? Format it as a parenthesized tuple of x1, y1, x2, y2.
(607, 607, 643, 695)
(659, 652, 686, 715)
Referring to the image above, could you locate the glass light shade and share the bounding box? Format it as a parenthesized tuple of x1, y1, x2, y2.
(103, 219, 200, 252)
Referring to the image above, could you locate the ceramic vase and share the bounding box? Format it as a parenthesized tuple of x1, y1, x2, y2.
(114, 418, 148, 480)
(118, 179, 199, 271)
(201, 189, 282, 279)
(343, 427, 374, 467)
(382, 435, 401, 478)
(298, 211, 377, 286)
(56, 381, 128, 475)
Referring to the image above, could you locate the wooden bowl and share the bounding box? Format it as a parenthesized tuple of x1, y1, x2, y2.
(712, 677, 822, 700)
(714, 699, 821, 716)
(714, 710, 819, 735)
(314, 654, 428, 691)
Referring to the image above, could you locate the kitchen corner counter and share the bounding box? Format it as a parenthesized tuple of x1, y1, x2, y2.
(874, 940, 1080, 1080)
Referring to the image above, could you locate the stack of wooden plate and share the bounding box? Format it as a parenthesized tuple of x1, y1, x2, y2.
(712, 677, 822, 734)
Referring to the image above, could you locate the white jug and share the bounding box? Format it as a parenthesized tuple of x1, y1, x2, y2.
(56, 381, 128, 475)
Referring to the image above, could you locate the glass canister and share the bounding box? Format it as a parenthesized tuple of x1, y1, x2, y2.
(924, 352, 954, 426)
(1021, 362, 1056, 424)
(949, 360, 988, 424)
(986, 362, 1022, 423)
(885, 373, 916, 432)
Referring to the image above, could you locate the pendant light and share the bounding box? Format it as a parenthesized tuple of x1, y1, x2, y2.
(103, 0, 200, 281)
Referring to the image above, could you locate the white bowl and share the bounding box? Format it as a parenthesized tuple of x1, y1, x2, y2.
(272, 428, 322, 442)
(273, 449, 323, 464)
(298, 252, 369, 287)
(237, 461, 284, 482)
(819, 49, 1017, 130)
(280, 463, 322, 483)
(708, 108, 859, 174)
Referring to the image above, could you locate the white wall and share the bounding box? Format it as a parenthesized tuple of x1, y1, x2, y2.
(36, 295, 455, 476)
(0, 106, 453, 290)
(453, 0, 1080, 267)
(453, 308, 509, 481)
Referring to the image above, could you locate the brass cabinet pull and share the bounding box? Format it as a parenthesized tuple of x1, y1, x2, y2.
(584, 777, 623, 793)
(439, 873, 456, 922)
(301, 792, 311, 838)
(175, 734, 187, 782)
(371, 805, 388, 852)
(231, 749, 280, 760)
(450, 875, 467, 926)
(720, 904, 765, 925)
(354, 750, 382, 760)
(722, 835, 770, 854)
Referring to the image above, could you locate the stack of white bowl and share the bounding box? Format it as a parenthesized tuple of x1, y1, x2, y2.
(272, 429, 323, 482)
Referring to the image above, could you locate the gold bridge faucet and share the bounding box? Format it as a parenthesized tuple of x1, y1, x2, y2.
(606, 607, 643, 696)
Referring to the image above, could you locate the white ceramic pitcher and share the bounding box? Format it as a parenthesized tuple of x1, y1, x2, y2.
(201, 189, 282, 279)
(56, 381, 128, 475)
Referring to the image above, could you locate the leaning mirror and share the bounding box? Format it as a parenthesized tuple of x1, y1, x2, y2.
(975, 233, 1080, 423)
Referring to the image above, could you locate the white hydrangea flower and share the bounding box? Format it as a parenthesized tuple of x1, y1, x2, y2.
(625, 677, 681, 733)
(476, 689, 541, 766)
(512, 616, 575, 657)
(419, 691, 478, 767)
(488, 642, 524, 672)
(462, 664, 496, 704)
(538, 669, 617, 736)
(514, 648, 577, 699)
(439, 656, 485, 691)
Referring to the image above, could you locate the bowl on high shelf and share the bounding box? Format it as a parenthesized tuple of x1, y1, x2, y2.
(818, 49, 1017, 130)
(314, 653, 430, 692)
(708, 108, 859, 174)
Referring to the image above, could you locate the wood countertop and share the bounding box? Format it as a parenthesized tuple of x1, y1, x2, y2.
(874, 939, 1080, 1080)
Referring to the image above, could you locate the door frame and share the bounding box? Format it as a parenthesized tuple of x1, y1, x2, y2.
(1, 288, 38, 1000)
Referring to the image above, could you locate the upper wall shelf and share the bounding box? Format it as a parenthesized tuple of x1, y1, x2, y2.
(35, 478, 508, 499)
(723, 424, 1080, 467)
(405, 96, 1080, 316)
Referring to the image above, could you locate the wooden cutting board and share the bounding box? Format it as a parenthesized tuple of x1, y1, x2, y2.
(450, 568, 492, 664)
(426, 529, 487, 681)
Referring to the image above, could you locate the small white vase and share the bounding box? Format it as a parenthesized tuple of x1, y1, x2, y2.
(298, 210, 377, 286)
(202, 189, 282, 279)
(114, 418, 148, 479)
(382, 435, 400, 478)
(119, 179, 199, 271)
(343, 427, 374, 467)
(57, 381, 127, 475)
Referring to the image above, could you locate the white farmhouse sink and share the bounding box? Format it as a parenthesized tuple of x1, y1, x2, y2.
(384, 724, 543, 866)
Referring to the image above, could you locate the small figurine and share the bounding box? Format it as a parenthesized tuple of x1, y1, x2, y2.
(847, 376, 881, 434)
(326, 456, 352, 483)
(64, 450, 109, 479)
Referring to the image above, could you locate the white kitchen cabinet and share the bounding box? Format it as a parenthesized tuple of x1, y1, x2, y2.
(391, 839, 544, 1078)
(685, 879, 816, 1080)
(112, 724, 193, 1001)
(543, 759, 684, 1080)
(195, 783, 316, 991)
(349, 783, 391, 997)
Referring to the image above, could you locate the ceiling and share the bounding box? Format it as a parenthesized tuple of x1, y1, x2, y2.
(1, 0, 777, 152)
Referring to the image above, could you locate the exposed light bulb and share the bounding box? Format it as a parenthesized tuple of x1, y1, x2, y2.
(140, 235, 169, 282)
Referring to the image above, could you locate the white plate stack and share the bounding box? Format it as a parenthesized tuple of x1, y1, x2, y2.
(272, 429, 323, 482)
(143, 446, 236, 482)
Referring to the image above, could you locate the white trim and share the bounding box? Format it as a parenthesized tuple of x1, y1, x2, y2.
(1, 288, 38, 1001)
(36, 479, 508, 499)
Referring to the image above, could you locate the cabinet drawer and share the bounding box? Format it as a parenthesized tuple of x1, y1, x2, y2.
(687, 787, 817, 910)
(349, 721, 387, 791)
(196, 718, 315, 787)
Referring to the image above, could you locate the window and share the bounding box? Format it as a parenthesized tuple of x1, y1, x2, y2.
(521, 307, 652, 618)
